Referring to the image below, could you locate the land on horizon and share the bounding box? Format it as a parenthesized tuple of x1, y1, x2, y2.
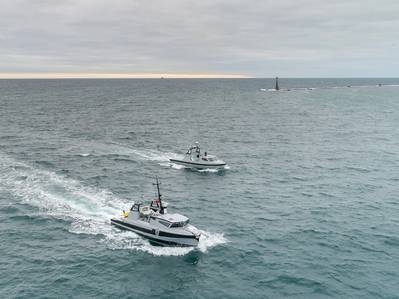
(0, 73, 250, 79)
(0, 73, 398, 79)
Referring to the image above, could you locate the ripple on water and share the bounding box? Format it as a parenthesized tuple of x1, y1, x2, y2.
(0, 153, 227, 257)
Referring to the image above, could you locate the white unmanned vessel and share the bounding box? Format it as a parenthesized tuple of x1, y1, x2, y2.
(111, 178, 201, 247)
(170, 142, 226, 169)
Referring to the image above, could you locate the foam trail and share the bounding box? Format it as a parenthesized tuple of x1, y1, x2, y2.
(160, 162, 185, 169)
(108, 143, 231, 173)
(66, 141, 183, 165)
(100, 141, 182, 162)
(103, 227, 227, 256)
(0, 153, 227, 256)
(65, 141, 231, 173)
(66, 140, 229, 172)
(198, 168, 219, 173)
(192, 165, 230, 173)
(127, 148, 182, 162)
(197, 230, 228, 252)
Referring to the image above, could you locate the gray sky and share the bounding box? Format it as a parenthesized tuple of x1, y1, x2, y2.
(1, 0, 398, 77)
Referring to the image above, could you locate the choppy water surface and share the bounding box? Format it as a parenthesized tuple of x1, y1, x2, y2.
(1, 78, 399, 298)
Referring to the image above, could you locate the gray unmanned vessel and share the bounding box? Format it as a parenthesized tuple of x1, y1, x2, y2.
(111, 178, 201, 247)
(170, 142, 226, 169)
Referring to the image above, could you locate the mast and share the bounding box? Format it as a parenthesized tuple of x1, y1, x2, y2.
(155, 176, 161, 201)
(275, 77, 279, 91)
(153, 176, 164, 213)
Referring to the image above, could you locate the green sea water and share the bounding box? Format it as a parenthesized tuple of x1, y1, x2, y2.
(1, 78, 399, 298)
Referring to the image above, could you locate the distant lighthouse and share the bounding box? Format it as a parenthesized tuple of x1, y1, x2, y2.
(275, 77, 280, 91)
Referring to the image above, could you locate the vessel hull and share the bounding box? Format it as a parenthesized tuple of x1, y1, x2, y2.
(111, 218, 199, 247)
(170, 159, 226, 169)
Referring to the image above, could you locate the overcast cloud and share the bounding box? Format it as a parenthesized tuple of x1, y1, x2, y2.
(1, 0, 398, 77)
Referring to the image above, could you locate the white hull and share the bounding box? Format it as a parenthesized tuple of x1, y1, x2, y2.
(111, 218, 199, 247)
(170, 159, 226, 169)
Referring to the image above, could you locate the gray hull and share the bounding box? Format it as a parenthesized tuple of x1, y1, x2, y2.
(169, 159, 226, 169)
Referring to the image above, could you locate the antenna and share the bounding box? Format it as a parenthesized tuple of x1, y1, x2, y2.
(153, 176, 164, 213)
(153, 176, 161, 199)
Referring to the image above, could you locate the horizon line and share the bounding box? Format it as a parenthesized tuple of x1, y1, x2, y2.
(0, 73, 397, 79)
(0, 72, 251, 79)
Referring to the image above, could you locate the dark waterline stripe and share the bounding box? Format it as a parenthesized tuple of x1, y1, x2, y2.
(111, 220, 196, 246)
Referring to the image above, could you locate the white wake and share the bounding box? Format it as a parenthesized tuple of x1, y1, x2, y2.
(67, 141, 229, 172)
(0, 153, 227, 256)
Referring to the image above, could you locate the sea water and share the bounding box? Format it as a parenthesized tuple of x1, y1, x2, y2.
(1, 78, 399, 298)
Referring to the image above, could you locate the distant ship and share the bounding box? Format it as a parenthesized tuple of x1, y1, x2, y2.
(170, 142, 226, 169)
(260, 77, 288, 92)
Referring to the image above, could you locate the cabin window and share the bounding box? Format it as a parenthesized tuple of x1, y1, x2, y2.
(159, 220, 170, 227)
(170, 220, 189, 228)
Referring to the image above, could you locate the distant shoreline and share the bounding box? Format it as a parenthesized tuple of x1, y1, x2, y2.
(0, 73, 250, 79)
(0, 74, 397, 79)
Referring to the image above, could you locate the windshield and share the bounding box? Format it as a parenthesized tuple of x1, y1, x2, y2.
(158, 220, 171, 227)
(170, 220, 189, 228)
